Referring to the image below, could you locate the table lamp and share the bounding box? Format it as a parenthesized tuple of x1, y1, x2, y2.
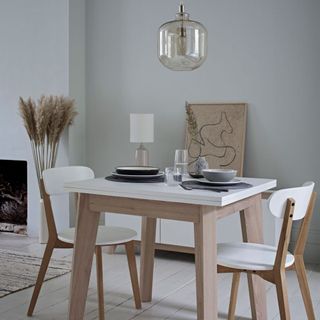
(130, 113, 154, 166)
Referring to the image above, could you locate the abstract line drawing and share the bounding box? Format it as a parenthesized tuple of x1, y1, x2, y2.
(185, 103, 247, 175)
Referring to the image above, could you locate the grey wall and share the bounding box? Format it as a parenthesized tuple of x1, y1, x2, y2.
(69, 0, 87, 166)
(86, 0, 320, 260)
(0, 0, 70, 236)
(68, 0, 87, 227)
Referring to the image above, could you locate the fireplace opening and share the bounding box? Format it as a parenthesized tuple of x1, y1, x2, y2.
(0, 160, 27, 234)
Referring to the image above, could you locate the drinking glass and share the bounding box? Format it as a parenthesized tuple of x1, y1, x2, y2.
(164, 167, 182, 186)
(174, 149, 188, 176)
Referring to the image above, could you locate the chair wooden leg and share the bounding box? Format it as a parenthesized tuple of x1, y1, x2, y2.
(125, 241, 142, 309)
(27, 242, 55, 316)
(228, 273, 241, 320)
(96, 246, 105, 320)
(294, 256, 315, 320)
(275, 271, 291, 320)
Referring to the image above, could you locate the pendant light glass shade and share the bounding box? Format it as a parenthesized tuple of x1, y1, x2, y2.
(158, 3, 207, 71)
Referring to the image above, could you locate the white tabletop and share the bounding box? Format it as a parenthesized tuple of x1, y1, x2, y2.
(64, 177, 276, 207)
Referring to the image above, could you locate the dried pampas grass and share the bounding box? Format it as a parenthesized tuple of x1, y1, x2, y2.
(19, 95, 77, 192)
(186, 104, 198, 138)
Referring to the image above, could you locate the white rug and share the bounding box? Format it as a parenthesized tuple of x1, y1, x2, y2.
(0, 249, 71, 298)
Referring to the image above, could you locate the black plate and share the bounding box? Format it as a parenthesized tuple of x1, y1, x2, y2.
(115, 166, 160, 175)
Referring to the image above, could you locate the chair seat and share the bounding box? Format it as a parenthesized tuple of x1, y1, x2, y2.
(218, 242, 295, 271)
(58, 226, 137, 246)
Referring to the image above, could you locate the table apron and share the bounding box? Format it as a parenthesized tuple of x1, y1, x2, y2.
(216, 194, 262, 220)
(88, 194, 201, 222)
(87, 193, 261, 223)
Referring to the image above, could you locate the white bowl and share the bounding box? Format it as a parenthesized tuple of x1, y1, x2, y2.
(202, 169, 237, 182)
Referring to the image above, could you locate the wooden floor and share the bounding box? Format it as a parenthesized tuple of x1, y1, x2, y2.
(0, 233, 320, 320)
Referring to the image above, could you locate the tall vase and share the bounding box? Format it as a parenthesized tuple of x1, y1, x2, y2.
(39, 199, 48, 244)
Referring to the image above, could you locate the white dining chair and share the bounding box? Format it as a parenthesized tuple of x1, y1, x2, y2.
(27, 166, 141, 320)
(217, 181, 316, 320)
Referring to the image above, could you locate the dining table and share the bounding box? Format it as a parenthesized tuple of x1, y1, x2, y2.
(65, 176, 276, 320)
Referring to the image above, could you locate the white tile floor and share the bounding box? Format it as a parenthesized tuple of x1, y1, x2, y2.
(0, 233, 319, 319)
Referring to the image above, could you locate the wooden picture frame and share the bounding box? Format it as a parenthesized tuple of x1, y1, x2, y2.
(185, 103, 247, 176)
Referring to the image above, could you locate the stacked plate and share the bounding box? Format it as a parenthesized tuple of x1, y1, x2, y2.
(112, 166, 164, 180)
(196, 178, 242, 186)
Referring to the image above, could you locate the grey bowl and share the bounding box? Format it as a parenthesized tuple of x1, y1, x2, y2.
(202, 169, 237, 182)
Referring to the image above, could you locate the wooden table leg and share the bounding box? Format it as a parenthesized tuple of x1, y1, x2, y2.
(194, 206, 217, 320)
(140, 216, 157, 302)
(240, 194, 267, 320)
(68, 194, 100, 320)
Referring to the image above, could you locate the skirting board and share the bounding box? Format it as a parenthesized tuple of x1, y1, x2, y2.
(154, 243, 194, 254)
(102, 241, 195, 255)
(105, 233, 320, 264)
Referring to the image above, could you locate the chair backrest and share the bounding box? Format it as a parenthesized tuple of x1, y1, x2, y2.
(41, 166, 94, 241)
(43, 166, 94, 196)
(270, 181, 316, 270)
(268, 182, 315, 221)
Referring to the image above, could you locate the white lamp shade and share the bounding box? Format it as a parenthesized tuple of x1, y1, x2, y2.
(130, 113, 154, 143)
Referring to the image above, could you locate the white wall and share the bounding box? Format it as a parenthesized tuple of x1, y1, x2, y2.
(0, 0, 70, 236)
(86, 0, 320, 261)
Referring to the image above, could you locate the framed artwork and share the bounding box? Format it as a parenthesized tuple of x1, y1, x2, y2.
(185, 103, 247, 175)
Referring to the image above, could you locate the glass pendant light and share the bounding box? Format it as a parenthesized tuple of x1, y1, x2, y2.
(158, 2, 207, 71)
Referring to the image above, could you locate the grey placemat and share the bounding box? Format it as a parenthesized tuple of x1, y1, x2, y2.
(181, 180, 253, 191)
(105, 175, 165, 183)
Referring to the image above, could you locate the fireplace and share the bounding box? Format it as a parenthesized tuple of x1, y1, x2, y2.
(0, 160, 27, 234)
